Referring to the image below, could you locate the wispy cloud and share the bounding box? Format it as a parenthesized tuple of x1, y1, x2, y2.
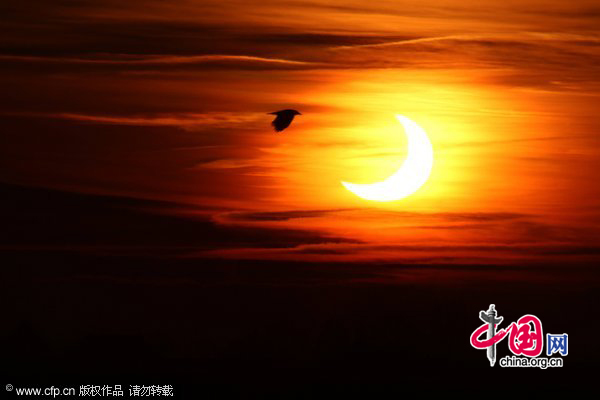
(196, 241, 600, 265)
(0, 53, 327, 73)
(200, 207, 599, 264)
(330, 34, 480, 50)
(5, 111, 266, 130)
(330, 32, 600, 50)
(2, 31, 599, 84)
(217, 208, 358, 222)
(327, 32, 600, 74)
(218, 208, 527, 224)
(193, 159, 260, 170)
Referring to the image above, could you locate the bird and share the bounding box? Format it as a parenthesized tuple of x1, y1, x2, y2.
(268, 109, 301, 132)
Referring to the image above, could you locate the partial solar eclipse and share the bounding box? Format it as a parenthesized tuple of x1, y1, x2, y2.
(342, 115, 433, 202)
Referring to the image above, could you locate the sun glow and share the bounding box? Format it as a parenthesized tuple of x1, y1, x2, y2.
(256, 69, 537, 215)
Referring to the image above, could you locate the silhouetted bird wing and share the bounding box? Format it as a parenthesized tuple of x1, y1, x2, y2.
(271, 114, 294, 132)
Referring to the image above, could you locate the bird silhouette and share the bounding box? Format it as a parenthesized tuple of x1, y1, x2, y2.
(269, 109, 301, 132)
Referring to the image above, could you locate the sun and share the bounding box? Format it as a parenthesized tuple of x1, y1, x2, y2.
(341, 115, 434, 202)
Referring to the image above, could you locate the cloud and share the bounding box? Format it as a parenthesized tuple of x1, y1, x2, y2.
(320, 32, 600, 87)
(5, 111, 265, 130)
(219, 209, 358, 222)
(0, 182, 359, 255)
(201, 207, 599, 264)
(330, 32, 600, 50)
(219, 208, 527, 224)
(330, 34, 480, 50)
(194, 159, 259, 170)
(247, 32, 416, 48)
(197, 241, 600, 265)
(2, 28, 599, 92)
(0, 53, 323, 71)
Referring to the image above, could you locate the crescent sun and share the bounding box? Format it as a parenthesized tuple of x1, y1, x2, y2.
(342, 115, 433, 202)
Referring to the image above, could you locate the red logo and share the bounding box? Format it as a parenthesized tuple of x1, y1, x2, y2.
(471, 314, 544, 357)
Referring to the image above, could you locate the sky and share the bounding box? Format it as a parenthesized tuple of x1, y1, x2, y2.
(1, 0, 600, 265)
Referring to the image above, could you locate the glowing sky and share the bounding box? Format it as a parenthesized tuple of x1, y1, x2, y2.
(1, 0, 600, 264)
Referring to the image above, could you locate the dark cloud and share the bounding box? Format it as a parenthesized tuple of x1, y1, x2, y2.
(206, 207, 599, 264)
(1, 0, 599, 94)
(221, 208, 527, 223)
(2, 32, 597, 92)
(327, 34, 600, 79)
(0, 183, 357, 255)
(0, 54, 324, 73)
(4, 111, 267, 130)
(425, 211, 526, 222)
(221, 208, 357, 222)
(218, 241, 600, 265)
(247, 32, 419, 47)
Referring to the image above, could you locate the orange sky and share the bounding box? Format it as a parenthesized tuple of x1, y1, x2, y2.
(1, 0, 599, 264)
